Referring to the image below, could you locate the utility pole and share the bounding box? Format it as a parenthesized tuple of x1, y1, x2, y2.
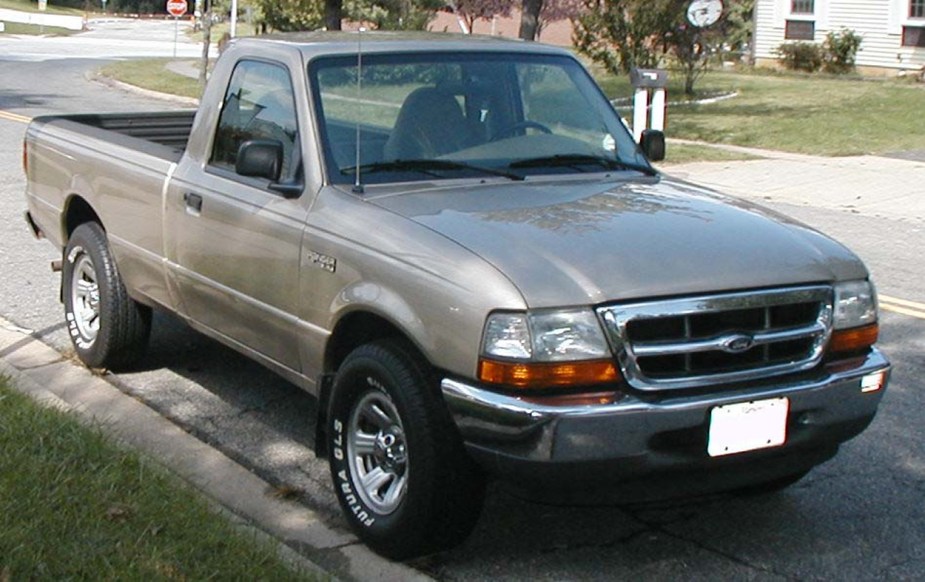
(230, 0, 237, 37)
(199, 0, 211, 85)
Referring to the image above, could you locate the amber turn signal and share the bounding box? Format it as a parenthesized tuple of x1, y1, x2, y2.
(478, 358, 620, 389)
(829, 323, 879, 355)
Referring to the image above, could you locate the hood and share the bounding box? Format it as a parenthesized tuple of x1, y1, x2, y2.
(367, 176, 869, 307)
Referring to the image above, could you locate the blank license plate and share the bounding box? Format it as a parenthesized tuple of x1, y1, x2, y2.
(708, 397, 789, 457)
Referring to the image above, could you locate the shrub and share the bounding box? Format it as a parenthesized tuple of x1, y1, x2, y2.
(823, 28, 863, 73)
(777, 42, 824, 72)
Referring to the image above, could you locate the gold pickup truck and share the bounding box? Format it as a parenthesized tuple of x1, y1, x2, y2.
(23, 33, 890, 559)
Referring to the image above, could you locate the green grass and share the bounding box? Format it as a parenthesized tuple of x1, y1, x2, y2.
(0, 21, 76, 35)
(597, 69, 925, 156)
(0, 0, 86, 15)
(100, 58, 204, 99)
(0, 380, 317, 580)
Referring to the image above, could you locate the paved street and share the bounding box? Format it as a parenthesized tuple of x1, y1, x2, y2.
(1, 26, 924, 580)
(0, 17, 202, 60)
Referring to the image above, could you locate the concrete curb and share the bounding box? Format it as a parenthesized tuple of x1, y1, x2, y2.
(0, 318, 433, 582)
(91, 70, 201, 107)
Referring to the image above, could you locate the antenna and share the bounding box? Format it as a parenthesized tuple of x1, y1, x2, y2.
(352, 27, 365, 194)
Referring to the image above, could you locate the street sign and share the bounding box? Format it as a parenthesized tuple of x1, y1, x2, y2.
(166, 0, 188, 17)
(38, 0, 47, 11)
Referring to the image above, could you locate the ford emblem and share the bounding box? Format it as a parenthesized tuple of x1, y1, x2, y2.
(721, 334, 755, 354)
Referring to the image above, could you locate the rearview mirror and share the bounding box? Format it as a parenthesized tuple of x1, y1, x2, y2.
(640, 129, 666, 162)
(236, 139, 283, 181)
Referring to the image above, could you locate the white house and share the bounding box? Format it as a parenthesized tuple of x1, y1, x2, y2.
(754, 0, 925, 74)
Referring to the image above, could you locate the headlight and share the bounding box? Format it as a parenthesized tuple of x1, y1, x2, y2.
(833, 280, 878, 330)
(479, 309, 618, 389)
(829, 280, 879, 355)
(482, 309, 610, 361)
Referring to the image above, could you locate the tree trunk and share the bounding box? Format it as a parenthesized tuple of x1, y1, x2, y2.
(325, 0, 342, 30)
(518, 0, 543, 41)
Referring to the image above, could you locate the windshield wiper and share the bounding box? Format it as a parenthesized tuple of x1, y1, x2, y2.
(342, 159, 524, 181)
(508, 154, 657, 176)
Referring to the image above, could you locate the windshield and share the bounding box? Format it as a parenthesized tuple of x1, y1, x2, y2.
(309, 51, 651, 185)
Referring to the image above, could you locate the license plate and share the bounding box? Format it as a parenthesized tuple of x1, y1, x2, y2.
(708, 397, 789, 457)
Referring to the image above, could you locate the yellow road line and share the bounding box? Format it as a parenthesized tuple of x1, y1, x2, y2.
(880, 302, 925, 320)
(880, 295, 925, 320)
(0, 110, 32, 124)
(880, 294, 925, 311)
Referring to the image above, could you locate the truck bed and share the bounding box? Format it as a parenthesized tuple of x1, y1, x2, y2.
(33, 110, 196, 162)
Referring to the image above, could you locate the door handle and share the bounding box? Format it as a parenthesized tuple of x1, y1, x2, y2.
(183, 192, 203, 214)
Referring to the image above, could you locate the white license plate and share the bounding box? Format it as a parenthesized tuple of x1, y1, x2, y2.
(708, 397, 789, 457)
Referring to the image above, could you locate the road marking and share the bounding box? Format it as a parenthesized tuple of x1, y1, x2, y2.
(0, 110, 32, 124)
(880, 294, 925, 320)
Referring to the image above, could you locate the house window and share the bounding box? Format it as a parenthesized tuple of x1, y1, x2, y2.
(902, 26, 925, 47)
(912, 0, 925, 18)
(791, 0, 814, 14)
(785, 20, 815, 40)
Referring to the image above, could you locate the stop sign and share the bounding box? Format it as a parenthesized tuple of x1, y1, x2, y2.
(166, 0, 187, 17)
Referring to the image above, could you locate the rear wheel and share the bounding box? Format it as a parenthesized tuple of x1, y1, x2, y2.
(62, 222, 151, 370)
(328, 340, 485, 559)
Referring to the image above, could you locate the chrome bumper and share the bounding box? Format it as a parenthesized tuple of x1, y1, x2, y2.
(441, 349, 890, 469)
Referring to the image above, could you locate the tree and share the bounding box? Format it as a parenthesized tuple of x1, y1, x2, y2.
(574, 0, 739, 95)
(518, 0, 541, 40)
(255, 0, 324, 31)
(573, 0, 675, 75)
(519, 0, 582, 41)
(449, 0, 514, 34)
(325, 0, 343, 29)
(537, 0, 581, 37)
(346, 0, 443, 29)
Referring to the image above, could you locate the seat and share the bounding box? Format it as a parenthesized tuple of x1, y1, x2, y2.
(382, 87, 475, 161)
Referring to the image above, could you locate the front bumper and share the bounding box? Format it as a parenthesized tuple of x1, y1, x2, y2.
(442, 349, 890, 502)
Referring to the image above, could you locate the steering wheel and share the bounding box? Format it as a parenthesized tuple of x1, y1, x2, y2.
(492, 120, 553, 141)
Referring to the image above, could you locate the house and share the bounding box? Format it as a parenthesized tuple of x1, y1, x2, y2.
(754, 0, 925, 74)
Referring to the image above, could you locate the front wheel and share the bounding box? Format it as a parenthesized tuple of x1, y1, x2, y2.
(62, 222, 151, 370)
(327, 340, 485, 559)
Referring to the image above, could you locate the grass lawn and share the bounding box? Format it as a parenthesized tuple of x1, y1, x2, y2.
(0, 380, 317, 580)
(100, 58, 204, 100)
(0, 21, 76, 35)
(597, 68, 925, 156)
(0, 0, 85, 15)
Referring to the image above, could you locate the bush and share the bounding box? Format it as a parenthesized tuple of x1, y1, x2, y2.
(823, 28, 863, 73)
(777, 42, 824, 72)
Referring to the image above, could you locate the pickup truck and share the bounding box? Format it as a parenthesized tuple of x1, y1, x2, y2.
(23, 32, 890, 560)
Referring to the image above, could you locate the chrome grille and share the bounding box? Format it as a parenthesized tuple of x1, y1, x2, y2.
(597, 286, 833, 391)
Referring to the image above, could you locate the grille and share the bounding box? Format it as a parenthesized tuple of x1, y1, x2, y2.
(597, 286, 833, 391)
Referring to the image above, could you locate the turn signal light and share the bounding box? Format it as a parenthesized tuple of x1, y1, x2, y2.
(829, 323, 879, 355)
(478, 358, 620, 389)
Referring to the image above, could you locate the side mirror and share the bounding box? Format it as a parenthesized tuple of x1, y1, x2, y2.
(640, 129, 666, 162)
(236, 139, 282, 181)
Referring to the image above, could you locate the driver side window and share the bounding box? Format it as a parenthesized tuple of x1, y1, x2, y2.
(210, 60, 300, 183)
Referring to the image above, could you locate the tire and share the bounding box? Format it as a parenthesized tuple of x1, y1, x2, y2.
(62, 222, 151, 370)
(327, 339, 485, 559)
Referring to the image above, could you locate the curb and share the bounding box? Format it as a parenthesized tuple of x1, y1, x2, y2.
(0, 318, 433, 582)
(91, 70, 201, 107)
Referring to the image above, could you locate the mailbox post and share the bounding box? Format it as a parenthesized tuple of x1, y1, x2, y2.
(629, 68, 668, 142)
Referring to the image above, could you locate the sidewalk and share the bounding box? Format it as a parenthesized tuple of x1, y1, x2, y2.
(664, 139, 925, 224)
(0, 317, 432, 582)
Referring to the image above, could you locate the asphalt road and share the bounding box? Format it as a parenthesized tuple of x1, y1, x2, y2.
(2, 42, 924, 580)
